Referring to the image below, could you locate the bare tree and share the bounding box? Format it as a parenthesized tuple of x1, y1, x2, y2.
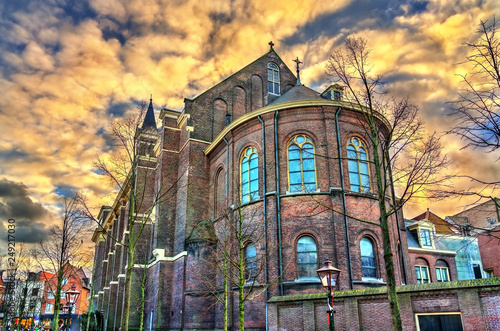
(200, 202, 273, 331)
(326, 36, 450, 330)
(448, 17, 500, 153)
(33, 195, 93, 331)
(447, 17, 500, 207)
(87, 101, 185, 331)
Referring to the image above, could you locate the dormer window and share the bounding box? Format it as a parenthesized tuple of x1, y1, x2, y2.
(408, 221, 435, 249)
(267, 63, 280, 95)
(420, 229, 432, 247)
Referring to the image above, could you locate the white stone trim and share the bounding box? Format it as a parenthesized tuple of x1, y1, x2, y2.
(408, 247, 456, 255)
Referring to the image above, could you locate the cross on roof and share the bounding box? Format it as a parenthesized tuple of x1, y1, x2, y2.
(293, 57, 303, 85)
(269, 41, 274, 50)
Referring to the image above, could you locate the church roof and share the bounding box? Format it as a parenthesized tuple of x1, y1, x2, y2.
(268, 84, 325, 106)
(141, 98, 157, 129)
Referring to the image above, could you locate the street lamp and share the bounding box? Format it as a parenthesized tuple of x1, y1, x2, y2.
(64, 285, 80, 331)
(316, 258, 341, 331)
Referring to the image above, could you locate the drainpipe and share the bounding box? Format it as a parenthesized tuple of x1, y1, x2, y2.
(387, 158, 408, 284)
(223, 137, 229, 199)
(274, 111, 284, 295)
(258, 115, 269, 330)
(335, 107, 353, 290)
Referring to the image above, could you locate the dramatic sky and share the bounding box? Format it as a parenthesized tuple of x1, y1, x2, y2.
(0, 0, 498, 253)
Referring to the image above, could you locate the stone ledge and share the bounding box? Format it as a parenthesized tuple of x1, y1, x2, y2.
(268, 278, 500, 303)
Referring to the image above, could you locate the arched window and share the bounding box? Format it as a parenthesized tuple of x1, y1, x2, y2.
(245, 243, 257, 281)
(267, 63, 280, 95)
(360, 237, 376, 278)
(415, 258, 430, 284)
(297, 236, 318, 279)
(288, 135, 317, 193)
(215, 168, 226, 216)
(436, 260, 450, 282)
(347, 137, 370, 193)
(241, 147, 259, 203)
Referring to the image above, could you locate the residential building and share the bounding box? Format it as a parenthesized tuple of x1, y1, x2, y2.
(447, 198, 500, 277)
(39, 265, 90, 331)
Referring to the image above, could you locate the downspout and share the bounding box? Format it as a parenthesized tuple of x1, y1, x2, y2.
(223, 137, 230, 199)
(274, 111, 284, 295)
(335, 107, 354, 290)
(258, 115, 269, 330)
(387, 158, 408, 284)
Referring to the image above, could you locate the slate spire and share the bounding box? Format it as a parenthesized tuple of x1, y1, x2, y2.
(142, 95, 157, 129)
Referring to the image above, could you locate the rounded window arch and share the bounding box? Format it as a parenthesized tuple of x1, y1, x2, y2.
(267, 63, 280, 95)
(297, 235, 318, 279)
(244, 242, 257, 282)
(360, 237, 376, 278)
(288, 134, 317, 193)
(347, 137, 370, 193)
(240, 146, 259, 203)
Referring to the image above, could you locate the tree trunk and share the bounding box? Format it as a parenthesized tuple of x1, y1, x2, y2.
(121, 248, 135, 331)
(372, 129, 403, 331)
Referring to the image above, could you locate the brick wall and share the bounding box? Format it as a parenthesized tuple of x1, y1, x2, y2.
(268, 278, 500, 331)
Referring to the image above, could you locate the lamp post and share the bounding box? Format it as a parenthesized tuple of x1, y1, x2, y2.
(64, 285, 80, 331)
(316, 258, 341, 331)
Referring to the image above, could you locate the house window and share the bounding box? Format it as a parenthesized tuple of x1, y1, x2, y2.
(48, 290, 54, 299)
(485, 268, 494, 278)
(62, 277, 68, 285)
(241, 147, 259, 203)
(29, 300, 36, 312)
(473, 264, 483, 279)
(415, 266, 430, 283)
(436, 267, 449, 282)
(360, 237, 376, 278)
(436, 260, 450, 282)
(297, 236, 318, 279)
(267, 63, 280, 95)
(45, 303, 53, 313)
(420, 229, 432, 247)
(288, 134, 317, 193)
(31, 288, 39, 296)
(347, 137, 370, 193)
(245, 243, 257, 282)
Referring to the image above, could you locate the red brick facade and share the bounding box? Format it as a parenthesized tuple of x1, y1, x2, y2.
(91, 47, 412, 330)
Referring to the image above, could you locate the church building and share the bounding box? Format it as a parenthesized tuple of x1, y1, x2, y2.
(91, 43, 412, 330)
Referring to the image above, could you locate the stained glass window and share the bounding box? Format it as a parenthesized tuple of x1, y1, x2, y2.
(347, 137, 370, 193)
(297, 236, 317, 278)
(241, 147, 259, 203)
(288, 135, 317, 192)
(361, 237, 376, 278)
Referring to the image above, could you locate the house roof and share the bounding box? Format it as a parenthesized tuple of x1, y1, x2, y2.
(405, 219, 454, 251)
(450, 198, 500, 230)
(38, 271, 55, 281)
(411, 209, 457, 235)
